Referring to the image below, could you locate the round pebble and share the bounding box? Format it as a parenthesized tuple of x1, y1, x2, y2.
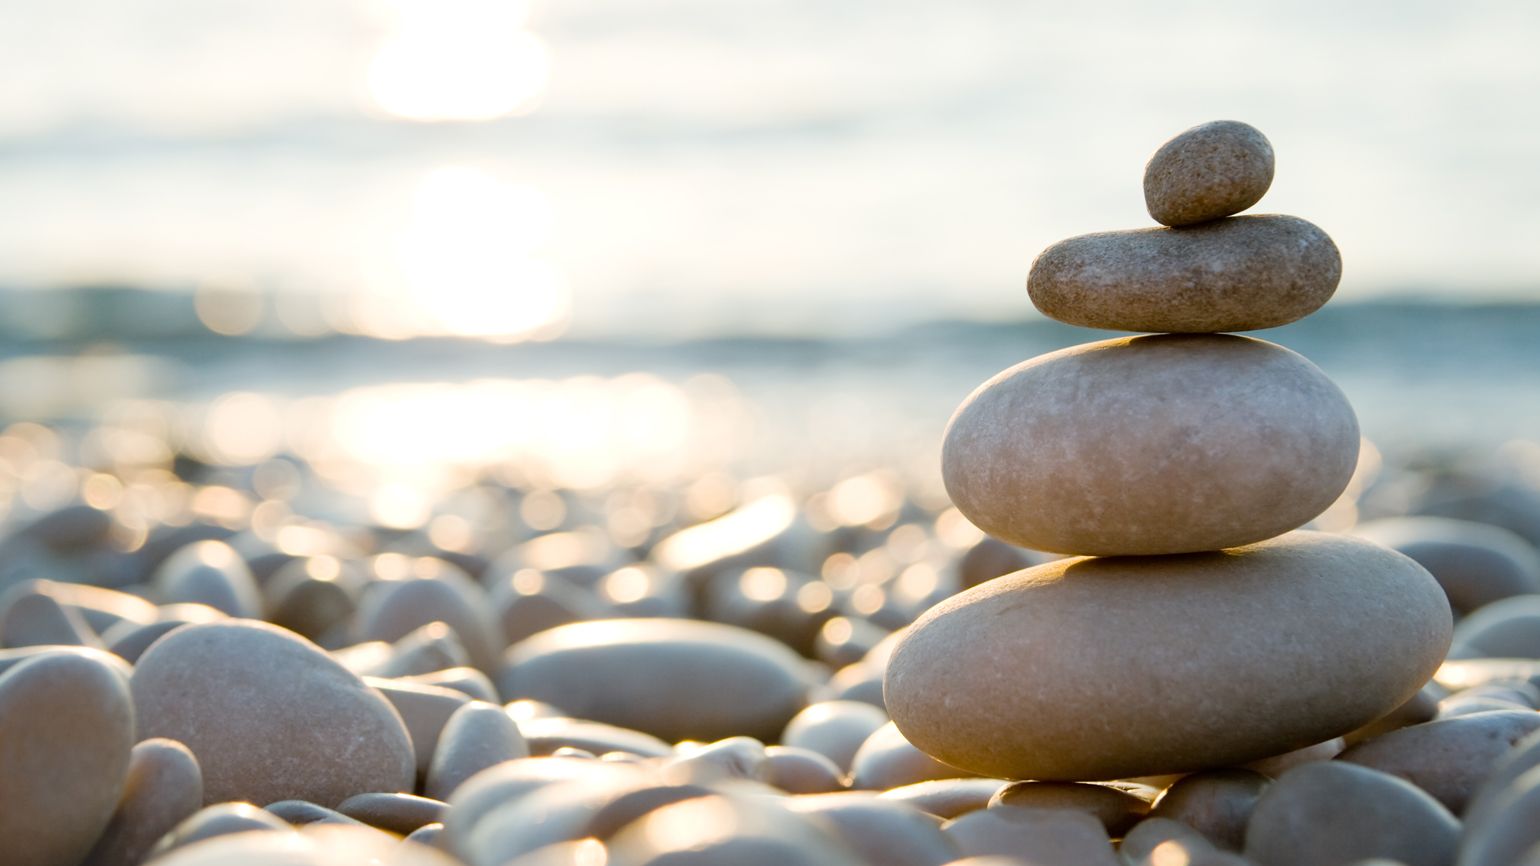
(1352, 516, 1540, 614)
(131, 620, 415, 806)
(1452, 594, 1540, 658)
(788, 792, 958, 866)
(943, 807, 1120, 865)
(1340, 710, 1540, 813)
(1147, 769, 1269, 851)
(886, 532, 1451, 780)
(1026, 215, 1340, 333)
(499, 618, 812, 742)
(942, 335, 1359, 555)
(154, 540, 263, 619)
(426, 700, 531, 800)
(782, 699, 890, 772)
(0, 651, 135, 866)
(851, 721, 976, 790)
(880, 778, 1010, 820)
(1243, 762, 1458, 866)
(81, 738, 203, 866)
(1143, 120, 1275, 226)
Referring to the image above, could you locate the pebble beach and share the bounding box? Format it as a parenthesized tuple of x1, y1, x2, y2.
(4, 119, 1540, 866)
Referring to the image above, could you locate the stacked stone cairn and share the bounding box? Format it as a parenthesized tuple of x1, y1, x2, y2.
(886, 121, 1455, 784)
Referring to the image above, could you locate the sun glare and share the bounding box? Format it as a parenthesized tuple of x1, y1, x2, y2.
(395, 165, 569, 342)
(368, 0, 550, 122)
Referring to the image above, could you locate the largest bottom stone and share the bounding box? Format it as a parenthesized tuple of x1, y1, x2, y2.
(884, 531, 1451, 781)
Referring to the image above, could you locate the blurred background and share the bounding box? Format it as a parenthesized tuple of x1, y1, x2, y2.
(3, 0, 1540, 516)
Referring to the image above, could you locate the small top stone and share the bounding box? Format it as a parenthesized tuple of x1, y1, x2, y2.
(1144, 120, 1274, 226)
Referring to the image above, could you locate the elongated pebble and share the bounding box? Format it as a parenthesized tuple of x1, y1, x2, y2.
(81, 738, 203, 866)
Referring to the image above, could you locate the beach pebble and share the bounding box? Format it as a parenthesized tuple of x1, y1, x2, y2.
(373, 622, 473, 677)
(150, 803, 293, 857)
(1352, 517, 1540, 614)
(490, 569, 609, 646)
(788, 792, 958, 866)
(426, 700, 530, 799)
(366, 677, 472, 781)
(1148, 769, 1270, 851)
(664, 735, 769, 785)
(886, 532, 1451, 780)
(264, 556, 364, 641)
(104, 603, 228, 663)
(943, 807, 1119, 865)
(1452, 595, 1540, 658)
(764, 744, 847, 793)
(1461, 764, 1540, 866)
(1243, 762, 1458, 866)
(518, 715, 674, 758)
(499, 618, 811, 742)
(956, 537, 1047, 589)
(989, 781, 1150, 836)
(441, 757, 652, 857)
(1242, 737, 1345, 777)
(1121, 816, 1217, 862)
(783, 699, 890, 772)
(356, 563, 503, 674)
(1340, 710, 1540, 813)
(1143, 120, 1274, 226)
(0, 588, 102, 648)
(881, 779, 1011, 819)
(942, 335, 1358, 555)
(132, 620, 415, 806)
(266, 800, 367, 826)
(1346, 684, 1442, 745)
(0, 651, 135, 866)
(851, 721, 976, 790)
(1026, 216, 1339, 333)
(606, 794, 867, 866)
(10, 578, 157, 634)
(154, 540, 263, 618)
(81, 738, 203, 866)
(338, 792, 446, 835)
(149, 823, 458, 865)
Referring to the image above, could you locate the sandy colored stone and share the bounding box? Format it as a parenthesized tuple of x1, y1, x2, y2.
(338, 792, 446, 835)
(366, 677, 472, 780)
(886, 532, 1451, 780)
(81, 737, 203, 866)
(499, 618, 811, 742)
(1148, 769, 1269, 851)
(1027, 216, 1339, 333)
(427, 700, 531, 800)
(1143, 120, 1274, 226)
(154, 540, 263, 618)
(851, 721, 976, 790)
(1353, 517, 1540, 614)
(943, 807, 1119, 865)
(149, 823, 458, 865)
(1340, 710, 1540, 814)
(942, 335, 1358, 555)
(989, 781, 1150, 836)
(880, 779, 1010, 819)
(0, 651, 135, 866)
(788, 792, 958, 866)
(606, 795, 866, 866)
(782, 699, 889, 772)
(355, 562, 504, 674)
(132, 620, 416, 807)
(764, 744, 847, 793)
(1244, 762, 1458, 866)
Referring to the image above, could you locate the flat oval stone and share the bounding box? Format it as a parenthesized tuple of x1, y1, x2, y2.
(1340, 710, 1540, 813)
(81, 737, 203, 866)
(517, 716, 674, 759)
(132, 620, 415, 806)
(337, 792, 446, 835)
(943, 808, 1119, 865)
(989, 782, 1150, 836)
(1027, 216, 1340, 333)
(0, 651, 135, 866)
(787, 793, 957, 866)
(943, 335, 1359, 556)
(1352, 517, 1540, 614)
(1147, 769, 1269, 851)
(879, 779, 1009, 820)
(499, 618, 811, 743)
(1143, 120, 1275, 226)
(886, 532, 1451, 780)
(764, 745, 846, 794)
(1244, 762, 1458, 866)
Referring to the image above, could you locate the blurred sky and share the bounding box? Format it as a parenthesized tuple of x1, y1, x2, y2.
(2, 0, 1539, 338)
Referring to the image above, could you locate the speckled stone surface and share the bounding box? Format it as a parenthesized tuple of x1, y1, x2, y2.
(1144, 120, 1275, 227)
(942, 334, 1359, 556)
(885, 532, 1452, 781)
(131, 620, 416, 807)
(1027, 215, 1341, 333)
